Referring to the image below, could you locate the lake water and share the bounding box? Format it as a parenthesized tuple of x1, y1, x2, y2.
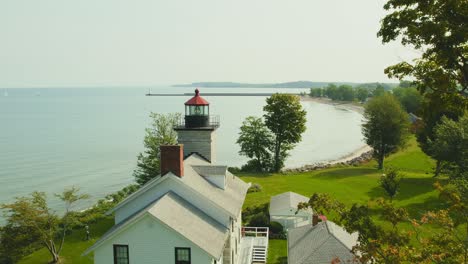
(0, 86, 364, 211)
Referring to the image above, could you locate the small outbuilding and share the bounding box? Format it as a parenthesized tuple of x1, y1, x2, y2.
(269, 192, 312, 229)
(287, 221, 359, 264)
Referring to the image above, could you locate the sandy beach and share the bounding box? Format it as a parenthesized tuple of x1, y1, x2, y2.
(298, 96, 372, 167)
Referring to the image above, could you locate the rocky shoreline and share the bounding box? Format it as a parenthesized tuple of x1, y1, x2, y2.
(283, 148, 374, 173)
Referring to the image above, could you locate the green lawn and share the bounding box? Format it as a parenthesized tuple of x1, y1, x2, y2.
(20, 137, 442, 263)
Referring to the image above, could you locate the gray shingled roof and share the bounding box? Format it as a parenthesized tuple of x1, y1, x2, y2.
(270, 192, 312, 216)
(108, 154, 249, 218)
(192, 165, 227, 176)
(180, 155, 249, 216)
(84, 192, 229, 258)
(288, 221, 359, 264)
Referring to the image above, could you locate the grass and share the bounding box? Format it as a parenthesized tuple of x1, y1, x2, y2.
(20, 137, 442, 263)
(267, 240, 288, 264)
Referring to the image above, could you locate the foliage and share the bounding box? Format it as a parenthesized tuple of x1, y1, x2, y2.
(300, 190, 467, 263)
(380, 167, 403, 201)
(264, 94, 307, 172)
(1, 187, 88, 263)
(416, 92, 466, 176)
(269, 221, 286, 239)
(321, 84, 357, 101)
(237, 116, 274, 172)
(242, 203, 269, 226)
(378, 0, 468, 176)
(392, 86, 423, 113)
(378, 0, 468, 96)
(248, 212, 269, 227)
(0, 224, 41, 264)
(309, 88, 323, 97)
(134, 112, 180, 186)
(268, 221, 284, 234)
(247, 183, 262, 193)
(428, 112, 468, 179)
(372, 85, 386, 97)
(356, 87, 369, 103)
(363, 93, 411, 169)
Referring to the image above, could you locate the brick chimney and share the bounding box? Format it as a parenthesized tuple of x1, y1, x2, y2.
(160, 145, 184, 177)
(312, 214, 319, 226)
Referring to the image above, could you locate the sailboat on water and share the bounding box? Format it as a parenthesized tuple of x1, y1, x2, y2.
(3, 89, 8, 97)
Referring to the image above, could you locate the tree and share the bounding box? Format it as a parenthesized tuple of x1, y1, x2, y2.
(134, 112, 180, 186)
(428, 112, 468, 179)
(372, 85, 386, 97)
(392, 86, 423, 114)
(338, 84, 355, 101)
(236, 116, 274, 172)
(309, 88, 323, 97)
(380, 167, 403, 202)
(378, 0, 468, 175)
(378, 0, 468, 98)
(263, 94, 307, 172)
(1, 187, 88, 263)
(298, 191, 467, 263)
(356, 87, 369, 103)
(324, 84, 339, 100)
(363, 94, 410, 169)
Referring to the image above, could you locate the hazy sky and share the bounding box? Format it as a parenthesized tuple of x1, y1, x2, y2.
(1, 0, 418, 88)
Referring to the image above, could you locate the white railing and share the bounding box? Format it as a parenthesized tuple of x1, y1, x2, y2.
(241, 226, 269, 239)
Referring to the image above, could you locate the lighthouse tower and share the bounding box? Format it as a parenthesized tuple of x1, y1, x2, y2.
(175, 89, 219, 163)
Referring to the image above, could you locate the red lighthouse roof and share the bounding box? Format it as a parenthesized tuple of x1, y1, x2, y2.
(184, 89, 209, 106)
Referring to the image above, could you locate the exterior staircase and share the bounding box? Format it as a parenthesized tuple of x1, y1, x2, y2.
(240, 227, 269, 264)
(251, 245, 267, 263)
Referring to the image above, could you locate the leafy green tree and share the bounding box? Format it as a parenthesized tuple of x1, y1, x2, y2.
(392, 86, 423, 114)
(309, 88, 323, 97)
(236, 116, 274, 172)
(356, 87, 369, 103)
(429, 113, 468, 179)
(325, 84, 339, 100)
(378, 0, 468, 98)
(298, 191, 467, 263)
(338, 84, 355, 101)
(380, 167, 403, 202)
(378, 0, 468, 176)
(372, 85, 386, 97)
(134, 112, 180, 185)
(263, 94, 307, 172)
(363, 94, 410, 169)
(1, 187, 88, 263)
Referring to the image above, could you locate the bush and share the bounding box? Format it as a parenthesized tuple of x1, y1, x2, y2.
(249, 212, 269, 227)
(269, 221, 284, 234)
(228, 167, 241, 174)
(247, 183, 262, 193)
(269, 221, 287, 239)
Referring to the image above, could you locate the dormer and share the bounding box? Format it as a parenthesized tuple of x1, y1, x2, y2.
(192, 165, 228, 189)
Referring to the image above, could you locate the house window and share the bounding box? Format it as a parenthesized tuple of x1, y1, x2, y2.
(175, 247, 191, 264)
(113, 245, 129, 264)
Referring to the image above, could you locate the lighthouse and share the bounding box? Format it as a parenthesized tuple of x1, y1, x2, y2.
(175, 89, 219, 163)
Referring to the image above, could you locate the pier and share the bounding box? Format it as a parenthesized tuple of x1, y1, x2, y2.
(145, 92, 298, 96)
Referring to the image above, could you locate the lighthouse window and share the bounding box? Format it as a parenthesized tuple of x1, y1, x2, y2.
(187, 105, 208, 116)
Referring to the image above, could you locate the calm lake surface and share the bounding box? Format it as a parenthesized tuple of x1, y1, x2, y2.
(0, 86, 364, 211)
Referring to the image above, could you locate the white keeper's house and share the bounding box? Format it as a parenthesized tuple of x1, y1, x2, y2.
(84, 90, 269, 264)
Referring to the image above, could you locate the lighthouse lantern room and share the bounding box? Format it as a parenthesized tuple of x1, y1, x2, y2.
(175, 89, 219, 163)
(184, 88, 211, 128)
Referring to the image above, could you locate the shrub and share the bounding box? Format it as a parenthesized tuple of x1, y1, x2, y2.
(269, 221, 284, 234)
(249, 212, 269, 227)
(247, 183, 262, 193)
